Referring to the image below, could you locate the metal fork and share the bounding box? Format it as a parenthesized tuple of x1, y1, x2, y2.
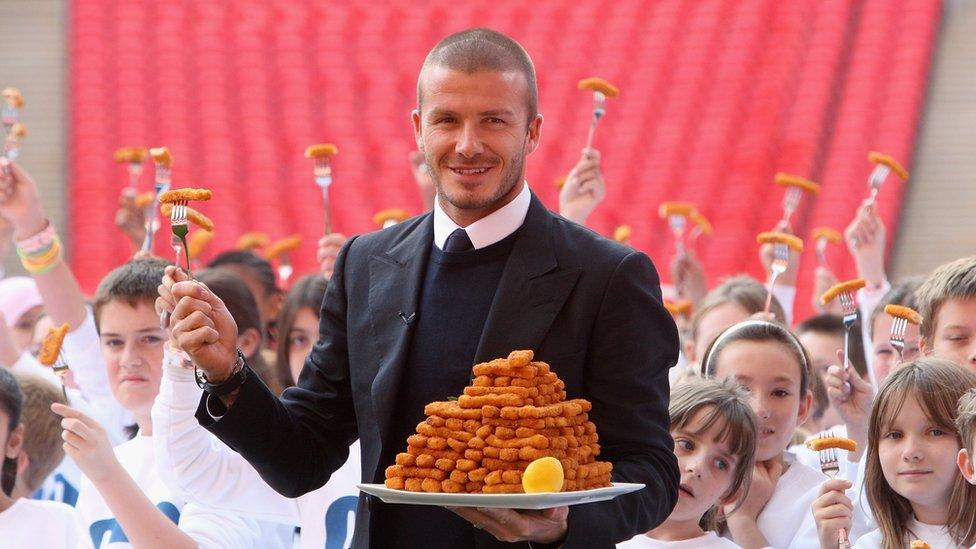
(142, 162, 171, 252)
(312, 157, 334, 234)
(170, 200, 191, 275)
(815, 236, 830, 269)
(865, 163, 890, 207)
(52, 352, 70, 402)
(816, 433, 851, 549)
(781, 186, 803, 224)
(839, 292, 858, 372)
(667, 214, 687, 257)
(278, 253, 294, 286)
(584, 91, 607, 150)
(764, 243, 790, 314)
(889, 315, 909, 359)
(1, 92, 21, 175)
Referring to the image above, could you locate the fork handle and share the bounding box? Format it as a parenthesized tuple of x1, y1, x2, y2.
(843, 327, 851, 372)
(764, 272, 780, 314)
(837, 527, 850, 549)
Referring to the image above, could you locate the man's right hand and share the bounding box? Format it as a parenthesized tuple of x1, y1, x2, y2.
(157, 266, 239, 383)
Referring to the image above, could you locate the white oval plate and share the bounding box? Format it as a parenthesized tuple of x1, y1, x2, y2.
(357, 482, 644, 510)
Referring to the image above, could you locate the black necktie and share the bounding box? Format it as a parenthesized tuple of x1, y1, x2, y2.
(443, 228, 473, 252)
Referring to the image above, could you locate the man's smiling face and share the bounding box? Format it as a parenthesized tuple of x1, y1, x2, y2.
(413, 66, 541, 224)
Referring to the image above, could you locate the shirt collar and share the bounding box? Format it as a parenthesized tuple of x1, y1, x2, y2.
(433, 182, 531, 250)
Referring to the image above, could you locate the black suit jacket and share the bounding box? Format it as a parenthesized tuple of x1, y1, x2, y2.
(199, 193, 680, 548)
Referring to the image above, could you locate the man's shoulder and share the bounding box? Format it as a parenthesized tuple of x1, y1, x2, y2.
(344, 213, 431, 258)
(548, 213, 645, 269)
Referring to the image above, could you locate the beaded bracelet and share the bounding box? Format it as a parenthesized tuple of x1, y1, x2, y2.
(17, 233, 63, 274)
(15, 221, 56, 254)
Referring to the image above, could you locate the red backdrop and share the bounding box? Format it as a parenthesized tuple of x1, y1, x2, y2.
(69, 0, 940, 322)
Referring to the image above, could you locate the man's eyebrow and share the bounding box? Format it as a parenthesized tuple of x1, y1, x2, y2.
(479, 109, 515, 117)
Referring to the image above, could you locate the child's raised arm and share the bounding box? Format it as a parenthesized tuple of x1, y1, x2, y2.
(52, 402, 198, 549)
(0, 160, 87, 329)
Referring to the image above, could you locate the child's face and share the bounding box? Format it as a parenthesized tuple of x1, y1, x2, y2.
(798, 331, 843, 386)
(871, 314, 921, 383)
(925, 297, 976, 372)
(11, 305, 43, 352)
(692, 302, 751, 362)
(98, 300, 167, 416)
(715, 340, 811, 461)
(669, 406, 741, 524)
(287, 307, 319, 384)
(879, 395, 959, 519)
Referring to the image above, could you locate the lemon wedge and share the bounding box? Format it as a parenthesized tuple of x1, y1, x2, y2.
(522, 457, 564, 493)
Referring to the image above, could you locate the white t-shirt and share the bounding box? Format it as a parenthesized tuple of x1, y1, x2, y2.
(0, 498, 89, 548)
(152, 359, 362, 549)
(853, 518, 961, 548)
(618, 531, 742, 548)
(75, 433, 284, 548)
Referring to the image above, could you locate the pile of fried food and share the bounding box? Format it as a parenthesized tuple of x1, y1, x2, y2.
(385, 350, 612, 494)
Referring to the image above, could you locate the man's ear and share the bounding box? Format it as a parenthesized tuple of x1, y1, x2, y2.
(919, 336, 930, 356)
(412, 110, 424, 152)
(524, 114, 543, 156)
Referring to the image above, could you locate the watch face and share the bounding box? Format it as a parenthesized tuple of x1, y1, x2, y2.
(194, 365, 208, 389)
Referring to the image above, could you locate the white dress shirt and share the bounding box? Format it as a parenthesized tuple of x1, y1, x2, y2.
(432, 182, 531, 250)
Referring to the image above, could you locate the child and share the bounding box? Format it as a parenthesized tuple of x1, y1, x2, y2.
(866, 278, 924, 384)
(915, 256, 976, 371)
(273, 274, 328, 387)
(194, 268, 283, 396)
(208, 250, 283, 341)
(618, 378, 757, 548)
(824, 257, 976, 470)
(153, 266, 362, 549)
(954, 387, 976, 486)
(814, 358, 976, 548)
(702, 319, 870, 548)
(676, 276, 788, 386)
(0, 368, 85, 548)
(9, 371, 71, 501)
(55, 258, 287, 548)
(791, 315, 868, 475)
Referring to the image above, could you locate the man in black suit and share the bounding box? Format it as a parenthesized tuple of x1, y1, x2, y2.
(159, 28, 679, 548)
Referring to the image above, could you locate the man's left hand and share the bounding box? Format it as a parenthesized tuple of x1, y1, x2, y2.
(447, 506, 568, 545)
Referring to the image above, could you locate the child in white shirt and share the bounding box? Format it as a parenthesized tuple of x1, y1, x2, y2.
(53, 258, 289, 548)
(0, 368, 86, 548)
(816, 358, 976, 548)
(702, 320, 871, 548)
(618, 379, 758, 548)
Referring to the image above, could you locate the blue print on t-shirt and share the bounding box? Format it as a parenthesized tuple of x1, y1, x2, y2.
(89, 502, 180, 547)
(323, 496, 358, 549)
(33, 473, 79, 506)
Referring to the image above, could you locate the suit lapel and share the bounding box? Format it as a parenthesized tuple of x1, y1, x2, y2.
(474, 195, 581, 363)
(368, 216, 433, 449)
